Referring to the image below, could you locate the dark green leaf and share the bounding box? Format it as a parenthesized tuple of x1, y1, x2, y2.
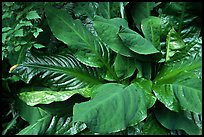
(45, 5, 110, 68)
(16, 98, 47, 125)
(16, 97, 87, 135)
(155, 105, 201, 135)
(132, 78, 156, 109)
(113, 54, 137, 79)
(96, 2, 121, 19)
(73, 2, 98, 19)
(142, 113, 169, 135)
(159, 2, 201, 61)
(11, 51, 102, 90)
(141, 16, 161, 50)
(118, 27, 161, 55)
(93, 16, 135, 57)
(130, 2, 155, 31)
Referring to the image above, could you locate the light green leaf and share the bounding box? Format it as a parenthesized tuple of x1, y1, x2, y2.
(2, 27, 12, 32)
(33, 28, 43, 38)
(118, 27, 161, 55)
(14, 46, 21, 52)
(93, 16, 135, 57)
(26, 10, 41, 20)
(33, 43, 45, 49)
(73, 83, 148, 133)
(18, 87, 93, 106)
(141, 16, 161, 50)
(14, 29, 24, 37)
(166, 27, 186, 62)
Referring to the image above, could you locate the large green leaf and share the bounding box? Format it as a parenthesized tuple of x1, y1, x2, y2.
(73, 83, 148, 133)
(153, 55, 202, 113)
(155, 105, 202, 135)
(118, 27, 161, 55)
(93, 16, 135, 57)
(141, 16, 161, 50)
(153, 78, 202, 113)
(45, 5, 110, 68)
(11, 51, 102, 90)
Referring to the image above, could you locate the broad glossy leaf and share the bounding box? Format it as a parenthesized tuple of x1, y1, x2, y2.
(113, 54, 137, 79)
(18, 87, 93, 106)
(118, 27, 161, 55)
(73, 83, 148, 133)
(165, 27, 185, 62)
(93, 16, 135, 57)
(153, 78, 202, 113)
(141, 16, 161, 50)
(142, 113, 169, 135)
(130, 2, 155, 31)
(45, 5, 110, 68)
(154, 54, 201, 84)
(153, 55, 202, 113)
(11, 51, 102, 90)
(132, 78, 156, 109)
(155, 105, 201, 135)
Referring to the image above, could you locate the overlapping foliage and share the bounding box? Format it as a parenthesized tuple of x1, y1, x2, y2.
(2, 2, 202, 135)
